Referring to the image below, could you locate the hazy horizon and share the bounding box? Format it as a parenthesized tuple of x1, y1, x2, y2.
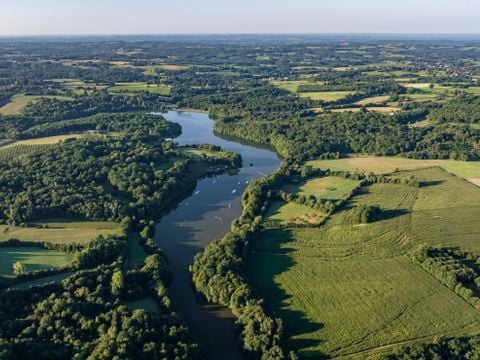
(1, 0, 479, 36)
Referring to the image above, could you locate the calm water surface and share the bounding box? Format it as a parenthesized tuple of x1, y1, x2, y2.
(154, 111, 280, 360)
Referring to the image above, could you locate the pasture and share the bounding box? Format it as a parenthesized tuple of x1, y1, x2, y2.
(0, 247, 72, 277)
(307, 155, 480, 186)
(355, 95, 390, 105)
(299, 91, 355, 101)
(0, 218, 122, 245)
(331, 106, 400, 113)
(281, 176, 360, 200)
(265, 200, 326, 226)
(0, 94, 39, 115)
(249, 167, 480, 357)
(108, 82, 171, 95)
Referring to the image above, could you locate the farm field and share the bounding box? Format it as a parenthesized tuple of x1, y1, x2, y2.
(271, 80, 317, 93)
(0, 247, 73, 277)
(0, 218, 122, 245)
(108, 82, 171, 95)
(265, 200, 326, 226)
(299, 91, 355, 101)
(0, 94, 39, 115)
(331, 106, 400, 113)
(307, 156, 480, 185)
(355, 95, 390, 105)
(3, 133, 92, 147)
(0, 144, 52, 161)
(281, 176, 360, 200)
(249, 167, 480, 357)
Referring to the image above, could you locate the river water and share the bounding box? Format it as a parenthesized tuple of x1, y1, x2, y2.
(154, 111, 280, 360)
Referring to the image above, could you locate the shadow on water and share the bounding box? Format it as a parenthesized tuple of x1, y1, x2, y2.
(247, 229, 327, 358)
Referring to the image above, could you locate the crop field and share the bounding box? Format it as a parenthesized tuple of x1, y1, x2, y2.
(0, 218, 122, 245)
(270, 80, 316, 93)
(331, 106, 400, 113)
(299, 91, 355, 101)
(307, 156, 480, 185)
(0, 94, 39, 115)
(108, 82, 171, 95)
(0, 144, 51, 161)
(0, 247, 73, 277)
(4, 134, 91, 147)
(249, 167, 480, 358)
(265, 200, 326, 226)
(281, 176, 360, 200)
(355, 95, 391, 105)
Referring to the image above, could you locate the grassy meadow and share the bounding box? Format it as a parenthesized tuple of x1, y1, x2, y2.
(249, 167, 480, 357)
(0, 247, 73, 277)
(281, 176, 360, 200)
(108, 82, 171, 95)
(0, 94, 39, 115)
(307, 156, 480, 186)
(299, 91, 355, 102)
(265, 200, 326, 226)
(0, 218, 122, 245)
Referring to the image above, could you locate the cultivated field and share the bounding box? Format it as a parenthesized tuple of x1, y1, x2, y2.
(307, 156, 480, 186)
(265, 200, 326, 226)
(0, 94, 39, 115)
(299, 91, 355, 101)
(0, 218, 122, 245)
(281, 176, 360, 200)
(249, 167, 480, 357)
(355, 95, 391, 105)
(108, 82, 171, 95)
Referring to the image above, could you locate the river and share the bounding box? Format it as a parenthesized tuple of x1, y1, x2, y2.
(154, 111, 280, 360)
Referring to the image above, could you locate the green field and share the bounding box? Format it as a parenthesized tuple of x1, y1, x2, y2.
(249, 167, 480, 357)
(7, 271, 74, 290)
(299, 91, 355, 101)
(0, 94, 39, 115)
(281, 176, 360, 200)
(331, 106, 400, 113)
(265, 200, 326, 226)
(270, 80, 317, 93)
(0, 247, 73, 277)
(355, 95, 390, 105)
(108, 82, 171, 95)
(0, 218, 122, 245)
(126, 298, 161, 314)
(307, 156, 480, 186)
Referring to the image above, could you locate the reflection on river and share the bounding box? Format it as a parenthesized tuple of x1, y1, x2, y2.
(154, 111, 280, 360)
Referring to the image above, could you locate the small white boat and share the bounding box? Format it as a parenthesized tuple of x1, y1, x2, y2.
(232, 189, 237, 194)
(228, 203, 232, 208)
(194, 190, 200, 195)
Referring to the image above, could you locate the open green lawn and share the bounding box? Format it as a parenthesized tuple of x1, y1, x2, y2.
(126, 298, 161, 314)
(249, 167, 480, 358)
(299, 91, 355, 102)
(307, 156, 480, 186)
(125, 233, 147, 270)
(108, 82, 171, 95)
(281, 176, 360, 200)
(0, 218, 122, 245)
(265, 200, 326, 226)
(0, 247, 73, 277)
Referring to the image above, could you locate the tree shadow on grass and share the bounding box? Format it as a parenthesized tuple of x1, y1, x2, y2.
(420, 180, 445, 187)
(247, 228, 327, 358)
(376, 208, 410, 221)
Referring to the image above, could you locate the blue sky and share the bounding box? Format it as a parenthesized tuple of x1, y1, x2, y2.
(0, 0, 478, 35)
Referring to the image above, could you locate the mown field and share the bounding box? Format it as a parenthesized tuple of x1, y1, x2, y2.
(0, 247, 72, 277)
(249, 167, 480, 358)
(0, 94, 39, 115)
(281, 176, 360, 200)
(108, 82, 171, 95)
(299, 91, 355, 101)
(0, 218, 122, 245)
(307, 156, 480, 186)
(265, 200, 326, 226)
